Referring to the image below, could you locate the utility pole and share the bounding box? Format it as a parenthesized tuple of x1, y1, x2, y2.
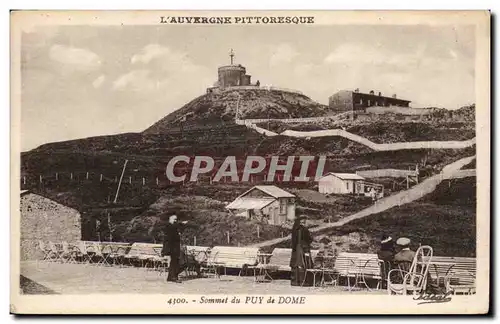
(107, 211, 112, 242)
(113, 159, 128, 204)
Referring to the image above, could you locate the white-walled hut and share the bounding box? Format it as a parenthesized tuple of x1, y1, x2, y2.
(225, 185, 296, 225)
(318, 173, 366, 195)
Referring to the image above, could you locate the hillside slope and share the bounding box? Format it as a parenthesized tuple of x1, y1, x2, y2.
(143, 88, 330, 134)
(312, 176, 477, 257)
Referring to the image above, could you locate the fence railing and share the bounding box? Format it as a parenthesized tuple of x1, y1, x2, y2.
(20, 171, 320, 190)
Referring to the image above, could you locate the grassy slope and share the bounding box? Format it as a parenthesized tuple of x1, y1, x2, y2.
(316, 177, 476, 257)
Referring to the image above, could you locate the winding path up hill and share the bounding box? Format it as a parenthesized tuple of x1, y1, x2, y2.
(241, 121, 476, 151)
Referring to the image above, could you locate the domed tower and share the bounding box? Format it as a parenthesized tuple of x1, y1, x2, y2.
(217, 49, 252, 88)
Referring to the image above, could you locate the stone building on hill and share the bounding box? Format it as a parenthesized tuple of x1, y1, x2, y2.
(328, 89, 411, 113)
(20, 190, 81, 260)
(207, 49, 258, 93)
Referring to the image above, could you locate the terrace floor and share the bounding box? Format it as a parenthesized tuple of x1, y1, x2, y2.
(20, 261, 384, 295)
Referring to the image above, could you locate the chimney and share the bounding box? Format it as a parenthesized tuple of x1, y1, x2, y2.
(378, 92, 382, 96)
(392, 94, 397, 98)
(369, 90, 374, 95)
(354, 88, 359, 93)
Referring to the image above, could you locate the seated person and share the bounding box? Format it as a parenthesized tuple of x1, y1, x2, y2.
(377, 235, 395, 262)
(313, 243, 326, 269)
(393, 237, 416, 272)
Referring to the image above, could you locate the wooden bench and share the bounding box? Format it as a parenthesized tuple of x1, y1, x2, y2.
(203, 246, 260, 276)
(423, 256, 476, 294)
(334, 253, 383, 290)
(124, 242, 163, 268)
(262, 248, 293, 272)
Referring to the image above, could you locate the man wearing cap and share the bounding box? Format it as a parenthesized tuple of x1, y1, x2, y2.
(394, 237, 415, 264)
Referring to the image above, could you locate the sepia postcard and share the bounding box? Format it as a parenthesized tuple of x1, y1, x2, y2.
(10, 10, 490, 315)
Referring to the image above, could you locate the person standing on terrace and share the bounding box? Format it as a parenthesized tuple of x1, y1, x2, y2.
(162, 214, 189, 283)
(290, 215, 314, 286)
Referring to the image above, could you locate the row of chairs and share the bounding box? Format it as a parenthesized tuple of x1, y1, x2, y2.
(33, 240, 476, 294)
(36, 241, 127, 266)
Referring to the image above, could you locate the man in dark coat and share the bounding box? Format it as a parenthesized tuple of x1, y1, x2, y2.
(162, 214, 188, 283)
(377, 235, 395, 261)
(377, 235, 395, 289)
(290, 215, 314, 286)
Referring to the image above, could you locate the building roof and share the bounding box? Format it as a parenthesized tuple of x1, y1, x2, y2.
(352, 91, 411, 103)
(252, 185, 295, 198)
(321, 173, 365, 181)
(226, 197, 275, 210)
(331, 89, 411, 103)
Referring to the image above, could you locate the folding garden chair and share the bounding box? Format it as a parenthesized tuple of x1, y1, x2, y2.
(92, 242, 112, 266)
(74, 241, 92, 264)
(37, 240, 53, 262)
(48, 241, 63, 263)
(151, 247, 169, 277)
(60, 241, 78, 263)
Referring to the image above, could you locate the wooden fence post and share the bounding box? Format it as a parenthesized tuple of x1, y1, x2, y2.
(70, 173, 73, 181)
(194, 236, 196, 246)
(55, 173, 58, 181)
(156, 177, 159, 186)
(227, 232, 230, 244)
(257, 225, 260, 238)
(23, 176, 26, 185)
(100, 174, 103, 182)
(39, 175, 42, 183)
(142, 177, 145, 186)
(129, 176, 132, 184)
(86, 172, 89, 180)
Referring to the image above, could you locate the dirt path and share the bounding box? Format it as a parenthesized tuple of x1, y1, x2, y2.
(281, 129, 475, 151)
(240, 120, 476, 151)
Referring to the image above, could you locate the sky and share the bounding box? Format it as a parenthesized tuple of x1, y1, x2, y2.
(20, 24, 476, 151)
